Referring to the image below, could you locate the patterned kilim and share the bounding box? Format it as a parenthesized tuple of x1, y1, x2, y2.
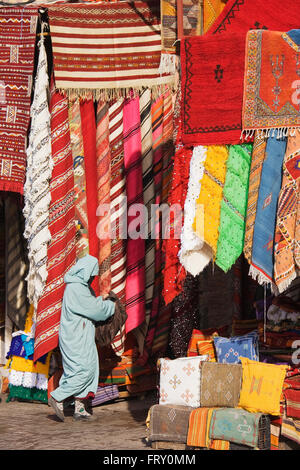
(242, 30, 300, 137)
(204, 0, 226, 34)
(68, 99, 89, 258)
(123, 95, 145, 334)
(0, 198, 4, 329)
(187, 407, 230, 449)
(148, 404, 193, 444)
(34, 90, 76, 362)
(243, 134, 267, 264)
(80, 98, 100, 296)
(48, 1, 172, 95)
(274, 135, 300, 293)
(200, 362, 242, 408)
(23, 37, 53, 312)
(216, 144, 252, 273)
(108, 98, 127, 355)
(281, 413, 300, 445)
(96, 100, 111, 296)
(139, 88, 155, 342)
(249, 134, 287, 288)
(181, 33, 246, 146)
(0, 7, 38, 195)
(209, 0, 300, 35)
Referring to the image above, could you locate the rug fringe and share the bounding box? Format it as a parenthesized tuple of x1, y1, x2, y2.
(58, 82, 176, 102)
(276, 271, 298, 294)
(241, 127, 300, 141)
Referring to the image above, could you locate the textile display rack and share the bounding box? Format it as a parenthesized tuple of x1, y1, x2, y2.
(0, 0, 299, 450)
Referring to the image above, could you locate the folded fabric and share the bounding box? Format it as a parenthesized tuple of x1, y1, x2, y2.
(7, 385, 48, 404)
(281, 413, 300, 445)
(242, 30, 300, 137)
(48, 1, 172, 97)
(148, 404, 193, 443)
(181, 33, 246, 146)
(91, 385, 119, 407)
(159, 356, 208, 408)
(238, 358, 289, 415)
(187, 407, 230, 450)
(187, 326, 229, 357)
(200, 362, 242, 408)
(213, 331, 259, 364)
(197, 340, 217, 362)
(216, 144, 252, 272)
(209, 408, 270, 449)
(284, 389, 300, 419)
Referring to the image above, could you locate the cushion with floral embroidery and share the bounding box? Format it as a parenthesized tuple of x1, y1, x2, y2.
(159, 356, 208, 408)
(213, 331, 259, 364)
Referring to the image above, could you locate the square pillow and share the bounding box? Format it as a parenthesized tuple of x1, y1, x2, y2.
(197, 339, 217, 362)
(159, 356, 208, 408)
(187, 325, 229, 357)
(213, 331, 259, 364)
(238, 357, 289, 415)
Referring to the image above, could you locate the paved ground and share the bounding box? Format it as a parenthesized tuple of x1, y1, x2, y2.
(0, 391, 157, 451)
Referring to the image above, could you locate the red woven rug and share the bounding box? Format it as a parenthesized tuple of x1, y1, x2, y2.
(48, 1, 171, 96)
(208, 0, 300, 35)
(181, 32, 246, 146)
(34, 90, 76, 362)
(0, 7, 38, 194)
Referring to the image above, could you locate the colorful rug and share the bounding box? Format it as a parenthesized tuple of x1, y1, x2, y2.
(274, 134, 300, 293)
(108, 98, 127, 335)
(242, 30, 300, 137)
(204, 0, 226, 34)
(0, 7, 38, 195)
(48, 1, 172, 96)
(96, 100, 111, 296)
(123, 95, 145, 334)
(139, 88, 155, 345)
(200, 362, 242, 408)
(281, 413, 300, 445)
(23, 35, 53, 312)
(243, 134, 267, 264)
(34, 90, 76, 362)
(209, 0, 300, 35)
(209, 408, 270, 449)
(216, 144, 252, 272)
(162, 146, 192, 306)
(284, 389, 300, 420)
(80, 98, 100, 296)
(91, 384, 119, 407)
(181, 33, 246, 146)
(193, 145, 229, 269)
(249, 134, 287, 289)
(68, 99, 89, 258)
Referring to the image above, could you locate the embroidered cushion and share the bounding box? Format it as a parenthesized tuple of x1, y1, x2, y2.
(200, 362, 242, 407)
(238, 358, 289, 415)
(213, 331, 259, 364)
(197, 339, 217, 362)
(159, 356, 208, 408)
(187, 325, 229, 357)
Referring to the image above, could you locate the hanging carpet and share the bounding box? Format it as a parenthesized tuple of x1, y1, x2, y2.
(0, 7, 38, 195)
(47, 1, 172, 97)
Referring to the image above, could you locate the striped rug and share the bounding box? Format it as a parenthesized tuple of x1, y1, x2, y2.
(48, 1, 172, 96)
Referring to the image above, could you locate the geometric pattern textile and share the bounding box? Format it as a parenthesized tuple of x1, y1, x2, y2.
(274, 134, 300, 293)
(34, 90, 76, 362)
(0, 7, 38, 195)
(148, 404, 193, 444)
(213, 331, 259, 364)
(48, 1, 172, 95)
(159, 356, 208, 408)
(238, 358, 288, 416)
(200, 362, 242, 408)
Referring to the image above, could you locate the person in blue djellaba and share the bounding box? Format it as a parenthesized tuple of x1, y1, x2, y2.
(48, 254, 116, 422)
